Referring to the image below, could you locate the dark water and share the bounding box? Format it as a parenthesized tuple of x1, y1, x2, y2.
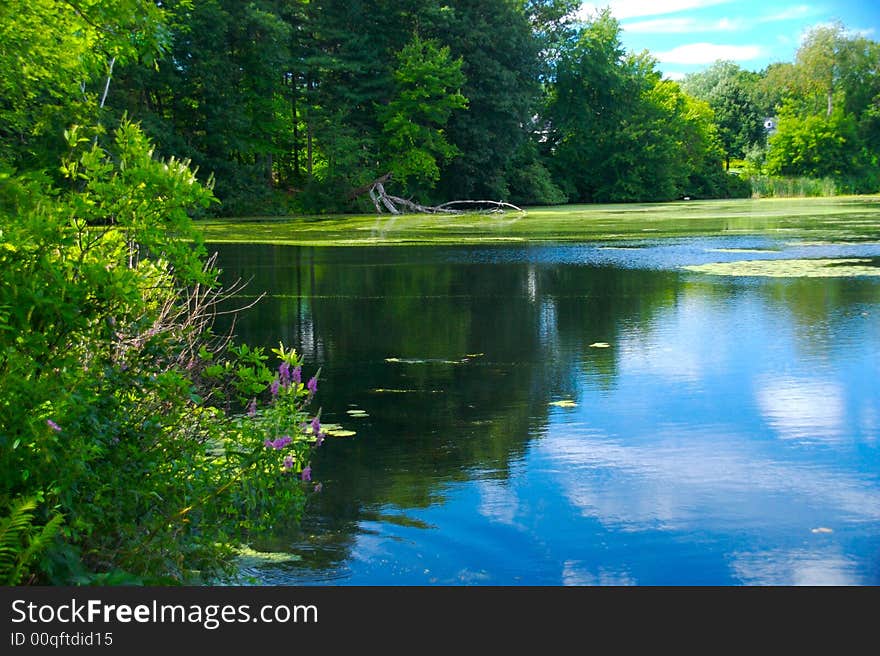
(211, 237, 880, 585)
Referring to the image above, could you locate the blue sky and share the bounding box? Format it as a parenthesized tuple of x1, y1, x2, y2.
(576, 1, 880, 80)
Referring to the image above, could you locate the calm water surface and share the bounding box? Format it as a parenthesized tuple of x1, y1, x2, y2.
(212, 237, 880, 585)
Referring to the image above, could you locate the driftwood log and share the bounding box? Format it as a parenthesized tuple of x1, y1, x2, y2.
(354, 174, 524, 215)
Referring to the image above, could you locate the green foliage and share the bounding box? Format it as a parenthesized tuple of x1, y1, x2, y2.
(0, 0, 166, 170)
(0, 123, 325, 584)
(435, 0, 543, 202)
(544, 11, 733, 202)
(754, 23, 879, 192)
(681, 61, 766, 168)
(765, 105, 859, 178)
(0, 496, 64, 585)
(379, 35, 468, 195)
(108, 0, 298, 213)
(747, 175, 839, 198)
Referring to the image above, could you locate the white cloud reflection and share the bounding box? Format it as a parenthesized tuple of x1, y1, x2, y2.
(755, 376, 847, 443)
(476, 478, 521, 527)
(539, 425, 880, 533)
(730, 548, 863, 586)
(562, 560, 637, 586)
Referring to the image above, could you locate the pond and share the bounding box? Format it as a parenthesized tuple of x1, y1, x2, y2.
(209, 220, 880, 585)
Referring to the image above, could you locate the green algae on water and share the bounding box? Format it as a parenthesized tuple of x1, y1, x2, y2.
(684, 258, 880, 278)
(197, 197, 880, 247)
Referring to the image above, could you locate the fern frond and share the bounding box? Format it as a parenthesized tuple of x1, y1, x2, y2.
(0, 497, 64, 585)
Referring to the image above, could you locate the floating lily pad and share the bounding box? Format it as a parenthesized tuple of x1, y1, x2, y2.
(684, 258, 880, 278)
(346, 409, 369, 417)
(325, 428, 357, 438)
(589, 342, 611, 348)
(549, 400, 577, 408)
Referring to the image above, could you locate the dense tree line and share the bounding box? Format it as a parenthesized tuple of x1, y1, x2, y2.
(682, 22, 880, 194)
(3, 3, 877, 216)
(1, 0, 877, 584)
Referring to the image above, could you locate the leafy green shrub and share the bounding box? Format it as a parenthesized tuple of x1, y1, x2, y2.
(0, 121, 325, 584)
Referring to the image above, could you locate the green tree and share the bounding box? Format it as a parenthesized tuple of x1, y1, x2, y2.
(544, 11, 737, 202)
(764, 105, 859, 178)
(682, 61, 765, 169)
(109, 0, 297, 214)
(378, 35, 468, 195)
(0, 0, 165, 170)
(436, 0, 543, 201)
(761, 23, 879, 189)
(543, 8, 630, 201)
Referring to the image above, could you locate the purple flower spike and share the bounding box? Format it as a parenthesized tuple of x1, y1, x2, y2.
(292, 366, 302, 384)
(279, 361, 290, 386)
(46, 419, 62, 432)
(282, 455, 294, 471)
(313, 482, 323, 493)
(307, 376, 318, 394)
(301, 465, 312, 482)
(270, 378, 280, 397)
(315, 432, 325, 447)
(264, 439, 274, 449)
(311, 417, 321, 435)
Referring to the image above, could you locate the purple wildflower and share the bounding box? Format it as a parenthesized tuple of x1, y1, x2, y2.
(282, 455, 294, 471)
(279, 361, 290, 387)
(292, 366, 302, 384)
(315, 432, 325, 447)
(46, 419, 61, 432)
(247, 398, 257, 417)
(313, 482, 323, 493)
(264, 435, 292, 450)
(270, 378, 280, 397)
(307, 376, 318, 395)
(301, 465, 312, 482)
(311, 416, 321, 435)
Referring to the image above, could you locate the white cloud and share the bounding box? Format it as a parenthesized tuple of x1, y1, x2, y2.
(663, 71, 687, 81)
(654, 42, 764, 64)
(623, 16, 745, 33)
(760, 5, 816, 23)
(577, 0, 732, 21)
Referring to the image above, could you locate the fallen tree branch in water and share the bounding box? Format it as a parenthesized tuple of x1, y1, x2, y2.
(355, 174, 525, 215)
